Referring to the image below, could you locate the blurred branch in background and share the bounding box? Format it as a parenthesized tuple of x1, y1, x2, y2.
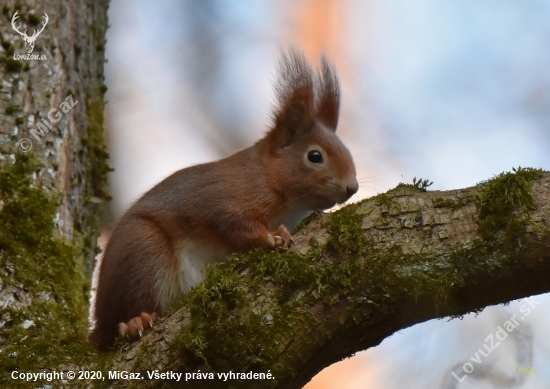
(441, 322, 533, 389)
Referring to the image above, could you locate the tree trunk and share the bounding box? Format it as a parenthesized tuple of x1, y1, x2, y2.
(0, 0, 109, 386)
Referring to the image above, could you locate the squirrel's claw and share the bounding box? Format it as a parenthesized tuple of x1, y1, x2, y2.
(118, 313, 159, 343)
(141, 312, 159, 330)
(128, 317, 144, 339)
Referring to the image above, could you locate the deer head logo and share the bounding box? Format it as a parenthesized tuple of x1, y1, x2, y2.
(11, 11, 49, 54)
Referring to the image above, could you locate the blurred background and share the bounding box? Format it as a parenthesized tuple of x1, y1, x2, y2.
(102, 0, 550, 387)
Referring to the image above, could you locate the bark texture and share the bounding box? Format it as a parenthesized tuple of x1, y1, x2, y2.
(0, 0, 109, 386)
(106, 170, 550, 389)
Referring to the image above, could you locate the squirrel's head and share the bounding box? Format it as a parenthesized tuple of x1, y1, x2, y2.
(265, 49, 358, 211)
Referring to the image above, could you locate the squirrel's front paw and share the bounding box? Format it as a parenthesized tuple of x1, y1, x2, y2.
(269, 225, 294, 249)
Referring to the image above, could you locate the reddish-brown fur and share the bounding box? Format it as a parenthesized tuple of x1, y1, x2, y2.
(89, 49, 358, 350)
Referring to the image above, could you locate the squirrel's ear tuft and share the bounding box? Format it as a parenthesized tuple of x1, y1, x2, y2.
(315, 56, 340, 132)
(269, 49, 315, 148)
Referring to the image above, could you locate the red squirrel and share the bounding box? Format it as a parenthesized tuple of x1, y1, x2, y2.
(89, 49, 358, 350)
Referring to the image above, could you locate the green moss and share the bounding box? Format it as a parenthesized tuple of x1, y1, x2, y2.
(4, 58, 23, 73)
(5, 105, 20, 115)
(292, 211, 320, 233)
(324, 202, 367, 252)
(371, 192, 400, 216)
(27, 13, 42, 26)
(0, 153, 93, 387)
(372, 193, 396, 207)
(83, 98, 112, 201)
(393, 183, 426, 196)
(1, 41, 14, 55)
(477, 167, 543, 243)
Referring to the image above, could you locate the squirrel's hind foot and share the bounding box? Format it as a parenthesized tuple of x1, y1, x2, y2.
(118, 312, 159, 342)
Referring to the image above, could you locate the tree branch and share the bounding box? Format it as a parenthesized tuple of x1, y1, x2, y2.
(106, 169, 550, 389)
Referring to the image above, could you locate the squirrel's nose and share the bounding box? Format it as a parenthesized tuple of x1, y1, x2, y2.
(346, 180, 359, 197)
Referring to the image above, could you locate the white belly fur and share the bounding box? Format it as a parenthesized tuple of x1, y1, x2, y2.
(155, 239, 229, 312)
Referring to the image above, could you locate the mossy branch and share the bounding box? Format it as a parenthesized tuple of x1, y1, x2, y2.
(105, 169, 550, 389)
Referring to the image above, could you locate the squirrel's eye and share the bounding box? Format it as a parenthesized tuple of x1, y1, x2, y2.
(307, 150, 323, 164)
